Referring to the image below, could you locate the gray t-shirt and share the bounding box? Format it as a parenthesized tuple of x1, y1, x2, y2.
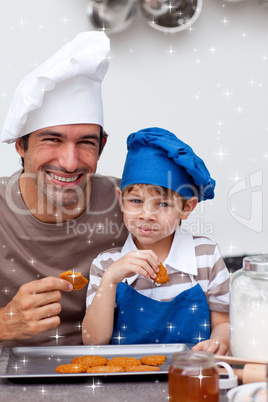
(0, 170, 127, 347)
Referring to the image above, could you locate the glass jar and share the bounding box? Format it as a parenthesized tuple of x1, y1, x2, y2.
(168, 350, 219, 402)
(230, 255, 268, 360)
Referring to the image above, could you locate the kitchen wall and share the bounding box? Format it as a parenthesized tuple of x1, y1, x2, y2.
(0, 0, 267, 258)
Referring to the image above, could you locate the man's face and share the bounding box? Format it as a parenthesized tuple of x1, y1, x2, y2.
(16, 124, 102, 210)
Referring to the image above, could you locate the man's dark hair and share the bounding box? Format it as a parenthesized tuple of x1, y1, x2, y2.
(20, 126, 107, 168)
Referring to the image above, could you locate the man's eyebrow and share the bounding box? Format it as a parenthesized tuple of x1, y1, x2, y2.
(36, 132, 100, 140)
(36, 131, 66, 139)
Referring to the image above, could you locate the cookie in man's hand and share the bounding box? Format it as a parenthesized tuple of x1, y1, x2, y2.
(59, 270, 88, 290)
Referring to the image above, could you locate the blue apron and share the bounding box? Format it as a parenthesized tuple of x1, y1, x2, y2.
(111, 282, 210, 345)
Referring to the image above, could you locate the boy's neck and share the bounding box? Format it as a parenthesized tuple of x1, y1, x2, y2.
(134, 233, 174, 263)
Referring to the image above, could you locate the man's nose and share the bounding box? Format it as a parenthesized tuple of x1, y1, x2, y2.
(58, 144, 79, 172)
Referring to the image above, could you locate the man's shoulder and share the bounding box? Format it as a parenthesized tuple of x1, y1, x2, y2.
(93, 173, 121, 187)
(0, 170, 21, 199)
(92, 173, 121, 196)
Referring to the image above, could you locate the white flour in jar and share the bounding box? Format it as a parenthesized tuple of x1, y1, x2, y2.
(230, 274, 268, 360)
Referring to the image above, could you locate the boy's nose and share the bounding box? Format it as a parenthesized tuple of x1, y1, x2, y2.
(139, 203, 157, 221)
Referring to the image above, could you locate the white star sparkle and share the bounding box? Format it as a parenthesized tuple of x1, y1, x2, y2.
(220, 17, 230, 26)
(85, 378, 103, 395)
(213, 147, 229, 163)
(5, 307, 17, 321)
(229, 171, 242, 183)
(225, 242, 238, 255)
(166, 46, 176, 56)
(49, 329, 65, 345)
(111, 331, 126, 344)
(61, 16, 70, 24)
(192, 368, 210, 387)
(223, 89, 233, 100)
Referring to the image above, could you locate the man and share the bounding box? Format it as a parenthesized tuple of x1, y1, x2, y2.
(0, 32, 127, 347)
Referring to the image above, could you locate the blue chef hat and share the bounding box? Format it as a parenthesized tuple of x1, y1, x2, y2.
(120, 127, 215, 202)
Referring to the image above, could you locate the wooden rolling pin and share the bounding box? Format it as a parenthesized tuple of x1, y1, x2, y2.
(234, 364, 267, 384)
(215, 355, 267, 384)
(215, 354, 267, 366)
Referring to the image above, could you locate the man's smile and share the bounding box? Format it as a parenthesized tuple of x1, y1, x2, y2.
(48, 172, 81, 183)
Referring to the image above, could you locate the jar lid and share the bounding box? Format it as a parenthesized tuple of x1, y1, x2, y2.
(216, 362, 238, 389)
(243, 255, 268, 272)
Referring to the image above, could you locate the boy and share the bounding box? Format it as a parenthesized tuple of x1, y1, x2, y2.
(82, 127, 230, 355)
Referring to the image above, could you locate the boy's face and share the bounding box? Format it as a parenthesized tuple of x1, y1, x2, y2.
(116, 184, 197, 249)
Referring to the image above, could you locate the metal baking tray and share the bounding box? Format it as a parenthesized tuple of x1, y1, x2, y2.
(0, 343, 188, 378)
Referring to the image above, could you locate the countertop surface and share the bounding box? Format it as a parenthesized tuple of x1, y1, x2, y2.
(0, 376, 169, 402)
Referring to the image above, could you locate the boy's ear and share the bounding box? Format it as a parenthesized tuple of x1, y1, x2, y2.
(181, 196, 198, 220)
(115, 187, 123, 207)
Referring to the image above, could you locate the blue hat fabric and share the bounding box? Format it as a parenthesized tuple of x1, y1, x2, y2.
(120, 127, 215, 202)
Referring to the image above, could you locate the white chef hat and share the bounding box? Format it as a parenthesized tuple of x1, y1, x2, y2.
(2, 31, 110, 144)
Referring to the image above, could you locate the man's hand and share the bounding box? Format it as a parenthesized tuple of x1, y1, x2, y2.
(0, 276, 73, 341)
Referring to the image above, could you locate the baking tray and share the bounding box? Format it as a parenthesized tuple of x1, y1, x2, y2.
(0, 343, 188, 379)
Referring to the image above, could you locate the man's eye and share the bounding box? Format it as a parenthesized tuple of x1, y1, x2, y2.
(43, 138, 60, 143)
(79, 140, 98, 147)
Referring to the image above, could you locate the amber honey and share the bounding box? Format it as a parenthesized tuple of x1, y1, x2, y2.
(168, 351, 219, 402)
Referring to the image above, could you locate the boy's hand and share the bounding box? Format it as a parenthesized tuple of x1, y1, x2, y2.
(103, 250, 159, 285)
(192, 338, 229, 355)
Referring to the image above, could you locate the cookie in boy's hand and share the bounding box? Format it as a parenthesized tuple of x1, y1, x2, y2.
(59, 270, 88, 290)
(154, 262, 170, 284)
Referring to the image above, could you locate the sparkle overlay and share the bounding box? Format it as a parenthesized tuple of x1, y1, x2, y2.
(0, 4, 267, 401)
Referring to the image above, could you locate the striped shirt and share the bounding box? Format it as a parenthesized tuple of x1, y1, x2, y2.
(86, 227, 230, 313)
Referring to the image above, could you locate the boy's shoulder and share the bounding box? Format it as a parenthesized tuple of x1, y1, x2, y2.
(192, 235, 217, 245)
(192, 235, 219, 256)
(94, 246, 123, 261)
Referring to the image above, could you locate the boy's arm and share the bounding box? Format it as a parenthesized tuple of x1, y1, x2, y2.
(82, 270, 117, 345)
(82, 250, 159, 345)
(192, 311, 230, 355)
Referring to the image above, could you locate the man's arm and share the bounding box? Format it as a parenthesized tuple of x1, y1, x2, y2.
(0, 277, 73, 342)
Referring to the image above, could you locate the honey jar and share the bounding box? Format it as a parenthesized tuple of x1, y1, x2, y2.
(168, 350, 219, 402)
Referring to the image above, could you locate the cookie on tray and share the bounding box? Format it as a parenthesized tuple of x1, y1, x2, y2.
(86, 366, 125, 373)
(71, 355, 108, 368)
(107, 357, 142, 367)
(125, 365, 160, 372)
(55, 363, 86, 374)
(140, 355, 167, 366)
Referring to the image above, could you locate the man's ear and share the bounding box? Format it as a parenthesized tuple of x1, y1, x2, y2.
(115, 187, 123, 209)
(98, 130, 108, 158)
(181, 197, 198, 220)
(15, 138, 25, 158)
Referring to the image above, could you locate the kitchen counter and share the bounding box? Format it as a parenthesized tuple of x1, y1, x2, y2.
(0, 375, 169, 402)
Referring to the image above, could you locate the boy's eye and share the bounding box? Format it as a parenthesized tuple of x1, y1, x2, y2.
(129, 198, 142, 204)
(159, 202, 170, 207)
